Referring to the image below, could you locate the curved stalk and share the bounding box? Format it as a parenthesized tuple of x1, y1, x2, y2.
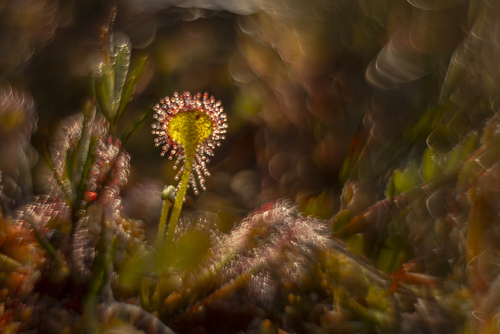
(165, 157, 193, 245)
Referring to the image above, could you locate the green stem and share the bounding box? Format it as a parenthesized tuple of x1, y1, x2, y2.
(157, 186, 175, 245)
(165, 157, 194, 245)
(28, 220, 67, 271)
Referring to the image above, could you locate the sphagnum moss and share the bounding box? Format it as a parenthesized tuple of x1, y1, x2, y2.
(151, 91, 227, 245)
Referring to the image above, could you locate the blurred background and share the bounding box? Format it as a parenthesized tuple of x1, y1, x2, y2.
(0, 0, 493, 225)
(0, 0, 476, 214)
(0, 0, 453, 215)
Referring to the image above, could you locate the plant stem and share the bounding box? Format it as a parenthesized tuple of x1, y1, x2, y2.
(165, 157, 193, 245)
(157, 186, 174, 245)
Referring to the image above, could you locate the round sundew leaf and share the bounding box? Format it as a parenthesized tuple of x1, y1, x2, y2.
(151, 92, 227, 194)
(168, 110, 213, 156)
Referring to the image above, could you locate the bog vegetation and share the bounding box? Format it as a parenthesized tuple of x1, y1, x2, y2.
(0, 1, 499, 333)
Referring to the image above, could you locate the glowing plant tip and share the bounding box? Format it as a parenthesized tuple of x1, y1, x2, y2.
(151, 91, 227, 194)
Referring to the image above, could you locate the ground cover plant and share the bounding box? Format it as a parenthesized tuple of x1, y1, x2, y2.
(1, 0, 500, 333)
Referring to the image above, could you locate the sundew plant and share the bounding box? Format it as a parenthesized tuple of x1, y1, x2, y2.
(152, 92, 227, 245)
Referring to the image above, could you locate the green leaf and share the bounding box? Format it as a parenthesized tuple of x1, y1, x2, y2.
(385, 161, 421, 198)
(331, 209, 352, 234)
(444, 131, 479, 172)
(349, 299, 393, 332)
(120, 106, 152, 146)
(439, 45, 472, 103)
(338, 155, 354, 183)
(300, 190, 335, 219)
(28, 219, 66, 268)
(83, 230, 117, 334)
(0, 253, 22, 271)
(64, 137, 76, 186)
(396, 161, 420, 193)
(72, 102, 96, 195)
(75, 136, 99, 211)
(376, 234, 405, 274)
(114, 56, 148, 128)
(421, 147, 441, 182)
(385, 171, 397, 199)
(40, 131, 72, 206)
(94, 62, 114, 120)
(112, 34, 131, 110)
(404, 102, 451, 142)
(346, 233, 367, 256)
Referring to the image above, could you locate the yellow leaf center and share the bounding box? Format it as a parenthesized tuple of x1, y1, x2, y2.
(168, 110, 213, 157)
